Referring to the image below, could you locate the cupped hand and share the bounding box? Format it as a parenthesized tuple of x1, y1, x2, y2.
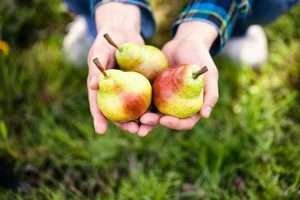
(156, 22, 220, 131)
(87, 2, 159, 136)
(87, 29, 153, 135)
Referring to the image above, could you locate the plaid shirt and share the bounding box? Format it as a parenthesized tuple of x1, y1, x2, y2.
(90, 0, 253, 54)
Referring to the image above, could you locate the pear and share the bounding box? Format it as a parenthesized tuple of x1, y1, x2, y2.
(93, 58, 152, 122)
(153, 64, 208, 118)
(104, 33, 168, 80)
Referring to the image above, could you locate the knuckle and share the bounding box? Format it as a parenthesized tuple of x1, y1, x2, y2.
(87, 47, 94, 66)
(210, 68, 219, 77)
(87, 75, 92, 87)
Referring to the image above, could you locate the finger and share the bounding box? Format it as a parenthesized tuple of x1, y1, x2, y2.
(87, 44, 113, 134)
(87, 43, 114, 74)
(160, 114, 201, 131)
(115, 121, 139, 134)
(88, 74, 99, 90)
(140, 112, 161, 126)
(201, 69, 219, 118)
(162, 42, 176, 66)
(88, 87, 107, 134)
(137, 125, 154, 137)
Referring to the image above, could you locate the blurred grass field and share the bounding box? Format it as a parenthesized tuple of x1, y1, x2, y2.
(1, 0, 300, 199)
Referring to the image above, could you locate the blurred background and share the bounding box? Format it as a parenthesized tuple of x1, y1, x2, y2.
(0, 0, 300, 199)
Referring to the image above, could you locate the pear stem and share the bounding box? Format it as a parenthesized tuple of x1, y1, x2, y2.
(93, 57, 108, 77)
(103, 33, 119, 49)
(192, 66, 208, 79)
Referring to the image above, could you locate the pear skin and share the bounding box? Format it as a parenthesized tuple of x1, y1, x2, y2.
(153, 65, 208, 118)
(104, 34, 168, 80)
(115, 43, 142, 70)
(116, 44, 168, 80)
(97, 69, 152, 122)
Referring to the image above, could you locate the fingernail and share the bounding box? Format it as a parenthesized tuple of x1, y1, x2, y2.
(126, 124, 138, 134)
(140, 133, 148, 137)
(138, 128, 151, 137)
(127, 128, 136, 134)
(202, 107, 212, 118)
(94, 120, 105, 134)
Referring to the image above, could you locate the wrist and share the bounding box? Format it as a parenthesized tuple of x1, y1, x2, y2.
(175, 21, 218, 49)
(95, 2, 141, 34)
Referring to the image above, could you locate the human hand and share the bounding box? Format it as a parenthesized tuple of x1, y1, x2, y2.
(158, 21, 219, 131)
(87, 2, 154, 135)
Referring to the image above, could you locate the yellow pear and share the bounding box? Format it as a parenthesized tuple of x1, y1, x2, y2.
(93, 58, 152, 122)
(104, 33, 168, 80)
(153, 64, 208, 118)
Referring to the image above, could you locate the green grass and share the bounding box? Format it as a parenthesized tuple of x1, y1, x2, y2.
(1, 1, 300, 199)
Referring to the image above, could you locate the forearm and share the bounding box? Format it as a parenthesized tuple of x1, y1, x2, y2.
(174, 0, 253, 54)
(95, 2, 141, 33)
(175, 21, 218, 50)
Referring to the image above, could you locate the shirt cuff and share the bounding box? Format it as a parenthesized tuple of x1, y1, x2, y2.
(90, 0, 155, 38)
(173, 0, 252, 55)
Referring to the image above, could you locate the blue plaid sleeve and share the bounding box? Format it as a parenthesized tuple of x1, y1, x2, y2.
(90, 0, 155, 38)
(174, 0, 253, 55)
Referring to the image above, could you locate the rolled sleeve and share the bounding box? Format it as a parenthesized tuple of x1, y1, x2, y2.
(90, 0, 155, 38)
(174, 0, 253, 55)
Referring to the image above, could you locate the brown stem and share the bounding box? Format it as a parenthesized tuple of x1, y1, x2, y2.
(103, 33, 119, 49)
(192, 66, 208, 79)
(93, 57, 108, 77)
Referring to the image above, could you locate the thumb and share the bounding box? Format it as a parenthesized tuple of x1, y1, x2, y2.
(87, 44, 113, 90)
(162, 41, 177, 66)
(201, 68, 219, 118)
(87, 74, 99, 91)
